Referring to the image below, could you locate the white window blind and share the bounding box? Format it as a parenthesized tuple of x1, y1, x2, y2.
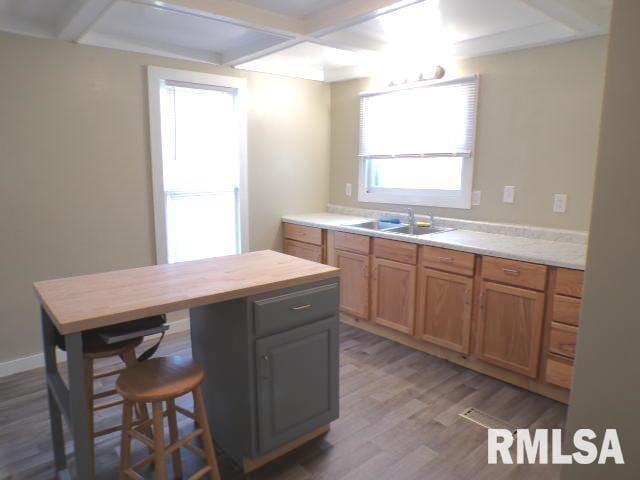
(357, 75, 479, 209)
(359, 76, 478, 158)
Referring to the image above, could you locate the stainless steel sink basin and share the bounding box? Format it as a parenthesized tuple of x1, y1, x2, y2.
(350, 220, 401, 231)
(387, 225, 454, 236)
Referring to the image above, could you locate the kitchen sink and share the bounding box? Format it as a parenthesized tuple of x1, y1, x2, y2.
(386, 225, 454, 236)
(350, 220, 401, 231)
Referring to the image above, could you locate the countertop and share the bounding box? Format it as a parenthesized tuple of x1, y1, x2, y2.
(282, 213, 587, 271)
(34, 250, 339, 335)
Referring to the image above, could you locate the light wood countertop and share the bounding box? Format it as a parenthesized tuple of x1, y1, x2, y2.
(34, 250, 339, 335)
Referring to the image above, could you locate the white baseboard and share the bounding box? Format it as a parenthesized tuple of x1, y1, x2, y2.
(0, 316, 190, 379)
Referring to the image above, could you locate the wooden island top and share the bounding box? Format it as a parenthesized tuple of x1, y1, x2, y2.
(34, 250, 339, 335)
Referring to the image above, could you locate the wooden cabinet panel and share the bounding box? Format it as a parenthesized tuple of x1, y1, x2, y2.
(476, 281, 545, 378)
(372, 238, 418, 264)
(548, 322, 578, 359)
(415, 268, 473, 354)
(333, 232, 370, 255)
(420, 246, 475, 276)
(545, 354, 574, 389)
(283, 239, 323, 263)
(481, 257, 547, 291)
(555, 268, 584, 298)
(552, 295, 581, 326)
(283, 223, 323, 246)
(335, 250, 370, 320)
(371, 257, 416, 334)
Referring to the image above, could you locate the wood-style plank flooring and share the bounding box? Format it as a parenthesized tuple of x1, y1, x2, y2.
(0, 323, 566, 479)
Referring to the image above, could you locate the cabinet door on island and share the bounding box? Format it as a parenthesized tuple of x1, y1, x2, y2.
(415, 268, 473, 354)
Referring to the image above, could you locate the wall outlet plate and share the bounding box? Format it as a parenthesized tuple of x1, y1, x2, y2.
(553, 193, 567, 213)
(471, 190, 481, 206)
(345, 183, 352, 197)
(503, 186, 515, 204)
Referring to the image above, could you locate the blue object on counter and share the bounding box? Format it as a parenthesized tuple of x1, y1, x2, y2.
(379, 218, 401, 224)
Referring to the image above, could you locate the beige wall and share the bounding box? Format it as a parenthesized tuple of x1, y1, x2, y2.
(0, 31, 330, 363)
(330, 37, 608, 230)
(563, 1, 640, 477)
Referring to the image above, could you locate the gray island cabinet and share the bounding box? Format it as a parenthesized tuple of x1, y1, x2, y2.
(190, 277, 340, 472)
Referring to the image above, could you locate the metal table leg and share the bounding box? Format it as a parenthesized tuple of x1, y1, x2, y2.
(40, 307, 95, 479)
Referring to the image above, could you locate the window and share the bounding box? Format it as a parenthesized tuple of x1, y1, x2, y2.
(358, 75, 478, 208)
(148, 67, 247, 264)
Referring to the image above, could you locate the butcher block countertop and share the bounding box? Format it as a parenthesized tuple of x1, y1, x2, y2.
(34, 250, 339, 335)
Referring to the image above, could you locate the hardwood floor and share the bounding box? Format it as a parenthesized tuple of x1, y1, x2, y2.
(0, 323, 566, 479)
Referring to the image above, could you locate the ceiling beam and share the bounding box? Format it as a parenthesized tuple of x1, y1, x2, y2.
(519, 0, 610, 33)
(56, 0, 116, 41)
(127, 0, 305, 37)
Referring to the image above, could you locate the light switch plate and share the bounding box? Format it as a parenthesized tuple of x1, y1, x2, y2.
(553, 193, 567, 213)
(503, 186, 515, 204)
(471, 190, 481, 206)
(345, 183, 352, 197)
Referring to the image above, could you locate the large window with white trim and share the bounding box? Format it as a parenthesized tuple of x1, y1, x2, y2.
(358, 75, 479, 209)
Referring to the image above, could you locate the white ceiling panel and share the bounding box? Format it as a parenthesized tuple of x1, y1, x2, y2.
(232, 0, 345, 19)
(86, 0, 289, 63)
(0, 0, 74, 37)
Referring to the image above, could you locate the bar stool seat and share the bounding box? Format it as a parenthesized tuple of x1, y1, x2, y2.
(116, 355, 221, 480)
(117, 356, 204, 402)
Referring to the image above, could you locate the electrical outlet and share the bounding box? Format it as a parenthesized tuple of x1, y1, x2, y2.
(503, 186, 515, 204)
(471, 190, 481, 206)
(345, 183, 352, 197)
(553, 194, 567, 213)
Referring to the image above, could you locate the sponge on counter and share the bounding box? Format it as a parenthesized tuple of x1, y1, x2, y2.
(416, 221, 432, 227)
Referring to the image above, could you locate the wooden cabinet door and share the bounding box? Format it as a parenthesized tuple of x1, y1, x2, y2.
(283, 239, 323, 263)
(476, 281, 545, 378)
(415, 268, 473, 354)
(335, 249, 369, 320)
(371, 257, 416, 334)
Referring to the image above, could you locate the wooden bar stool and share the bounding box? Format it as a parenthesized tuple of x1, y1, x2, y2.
(116, 355, 221, 480)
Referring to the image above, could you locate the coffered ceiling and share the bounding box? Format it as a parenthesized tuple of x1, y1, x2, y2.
(0, 0, 612, 82)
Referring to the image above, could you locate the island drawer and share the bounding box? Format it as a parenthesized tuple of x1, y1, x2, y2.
(481, 256, 547, 291)
(420, 246, 475, 276)
(252, 281, 339, 337)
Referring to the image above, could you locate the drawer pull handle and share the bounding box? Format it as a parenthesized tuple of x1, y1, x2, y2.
(290, 304, 312, 311)
(502, 268, 520, 276)
(437, 256, 454, 263)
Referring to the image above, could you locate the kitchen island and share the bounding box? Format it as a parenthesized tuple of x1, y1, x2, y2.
(33, 250, 340, 479)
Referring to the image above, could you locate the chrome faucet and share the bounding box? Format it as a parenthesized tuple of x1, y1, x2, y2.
(407, 208, 416, 227)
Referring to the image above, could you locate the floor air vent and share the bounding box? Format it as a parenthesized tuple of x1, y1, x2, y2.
(459, 407, 517, 433)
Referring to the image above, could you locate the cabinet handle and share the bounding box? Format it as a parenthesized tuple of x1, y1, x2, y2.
(464, 289, 471, 305)
(437, 256, 455, 263)
(502, 268, 520, 276)
(261, 354, 270, 380)
(290, 304, 311, 311)
(479, 291, 484, 309)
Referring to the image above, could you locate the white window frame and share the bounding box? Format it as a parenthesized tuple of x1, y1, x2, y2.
(147, 66, 249, 264)
(357, 75, 479, 209)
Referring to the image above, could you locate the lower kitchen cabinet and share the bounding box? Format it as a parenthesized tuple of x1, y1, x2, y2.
(476, 281, 545, 378)
(334, 249, 369, 319)
(415, 267, 473, 354)
(371, 257, 416, 334)
(283, 238, 323, 263)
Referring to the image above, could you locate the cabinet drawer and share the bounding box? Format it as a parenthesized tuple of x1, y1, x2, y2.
(283, 239, 323, 263)
(548, 322, 578, 359)
(373, 238, 418, 264)
(556, 268, 584, 298)
(334, 231, 370, 254)
(545, 354, 574, 389)
(552, 295, 581, 326)
(481, 256, 547, 291)
(252, 282, 339, 337)
(283, 223, 323, 246)
(420, 246, 475, 276)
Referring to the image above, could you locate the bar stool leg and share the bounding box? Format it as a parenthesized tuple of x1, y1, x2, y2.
(167, 399, 183, 479)
(121, 350, 154, 453)
(152, 401, 167, 480)
(193, 387, 221, 480)
(119, 400, 134, 480)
